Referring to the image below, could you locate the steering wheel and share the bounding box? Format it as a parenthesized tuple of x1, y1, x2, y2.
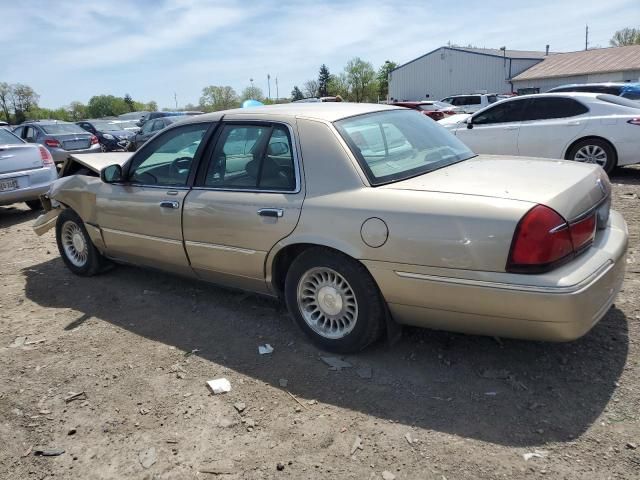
(170, 156, 192, 178)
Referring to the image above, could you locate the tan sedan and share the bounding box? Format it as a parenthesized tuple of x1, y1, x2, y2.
(33, 103, 628, 352)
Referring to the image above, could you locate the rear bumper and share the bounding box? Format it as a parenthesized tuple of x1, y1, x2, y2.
(364, 210, 628, 341)
(0, 167, 58, 206)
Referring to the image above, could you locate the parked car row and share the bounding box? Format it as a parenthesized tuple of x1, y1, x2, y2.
(438, 92, 640, 173)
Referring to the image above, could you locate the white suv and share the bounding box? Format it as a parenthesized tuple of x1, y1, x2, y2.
(440, 94, 499, 113)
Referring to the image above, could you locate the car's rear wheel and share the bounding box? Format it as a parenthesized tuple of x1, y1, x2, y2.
(55, 209, 108, 276)
(568, 138, 616, 174)
(25, 199, 42, 210)
(284, 247, 385, 353)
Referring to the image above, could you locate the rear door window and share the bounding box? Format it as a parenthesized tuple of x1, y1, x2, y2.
(521, 97, 589, 121)
(204, 124, 296, 191)
(487, 95, 498, 104)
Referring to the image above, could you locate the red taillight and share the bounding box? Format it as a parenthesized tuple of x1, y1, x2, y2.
(627, 118, 640, 126)
(90, 135, 99, 145)
(38, 145, 54, 166)
(507, 205, 597, 273)
(507, 205, 573, 272)
(569, 213, 596, 251)
(44, 139, 60, 148)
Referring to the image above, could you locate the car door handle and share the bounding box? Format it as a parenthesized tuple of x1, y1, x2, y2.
(257, 208, 284, 218)
(160, 200, 180, 209)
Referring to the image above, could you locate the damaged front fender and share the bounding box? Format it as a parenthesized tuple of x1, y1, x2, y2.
(33, 207, 62, 236)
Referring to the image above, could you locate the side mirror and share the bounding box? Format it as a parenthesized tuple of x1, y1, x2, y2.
(466, 117, 474, 129)
(101, 164, 123, 183)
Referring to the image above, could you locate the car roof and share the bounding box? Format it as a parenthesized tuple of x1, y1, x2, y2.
(551, 82, 640, 89)
(178, 102, 403, 124)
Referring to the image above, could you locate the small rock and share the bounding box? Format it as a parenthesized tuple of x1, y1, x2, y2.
(295, 406, 302, 413)
(34, 448, 65, 457)
(321, 356, 352, 371)
(67, 428, 77, 436)
(626, 442, 637, 450)
(139, 408, 150, 415)
(234, 402, 246, 413)
(404, 432, 414, 445)
(9, 336, 27, 348)
(381, 471, 396, 480)
(276, 462, 285, 471)
(138, 447, 157, 469)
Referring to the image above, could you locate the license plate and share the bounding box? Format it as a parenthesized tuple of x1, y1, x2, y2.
(64, 140, 90, 150)
(0, 178, 19, 192)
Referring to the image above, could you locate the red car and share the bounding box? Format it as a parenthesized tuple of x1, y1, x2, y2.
(391, 101, 459, 121)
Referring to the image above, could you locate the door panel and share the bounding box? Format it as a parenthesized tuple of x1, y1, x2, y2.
(98, 186, 192, 275)
(183, 122, 303, 292)
(96, 122, 212, 275)
(517, 98, 588, 159)
(455, 100, 525, 155)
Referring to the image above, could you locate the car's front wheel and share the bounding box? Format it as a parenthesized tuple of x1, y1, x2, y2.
(284, 247, 385, 353)
(55, 209, 108, 276)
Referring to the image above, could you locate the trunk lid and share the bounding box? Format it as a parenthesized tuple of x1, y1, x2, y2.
(54, 133, 93, 151)
(381, 155, 609, 221)
(0, 144, 43, 174)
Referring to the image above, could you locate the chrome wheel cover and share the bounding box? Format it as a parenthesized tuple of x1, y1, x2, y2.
(297, 267, 358, 339)
(574, 145, 607, 167)
(61, 220, 88, 267)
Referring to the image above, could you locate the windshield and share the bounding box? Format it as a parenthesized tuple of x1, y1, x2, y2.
(0, 128, 23, 145)
(41, 123, 87, 135)
(335, 110, 475, 185)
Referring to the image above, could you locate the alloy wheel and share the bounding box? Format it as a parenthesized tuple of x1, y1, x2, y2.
(61, 220, 89, 267)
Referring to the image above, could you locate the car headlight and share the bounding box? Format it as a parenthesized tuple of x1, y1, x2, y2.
(103, 134, 114, 140)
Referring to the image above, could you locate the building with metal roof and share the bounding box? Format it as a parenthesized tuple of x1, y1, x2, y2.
(388, 45, 640, 101)
(511, 45, 640, 93)
(388, 46, 549, 102)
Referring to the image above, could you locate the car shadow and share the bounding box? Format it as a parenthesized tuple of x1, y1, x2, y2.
(0, 206, 40, 228)
(610, 165, 640, 186)
(23, 259, 628, 448)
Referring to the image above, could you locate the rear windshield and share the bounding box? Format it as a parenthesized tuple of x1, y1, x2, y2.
(0, 128, 23, 145)
(335, 110, 475, 185)
(41, 123, 87, 135)
(596, 94, 640, 109)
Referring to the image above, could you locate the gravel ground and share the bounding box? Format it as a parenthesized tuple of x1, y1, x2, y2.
(0, 167, 639, 480)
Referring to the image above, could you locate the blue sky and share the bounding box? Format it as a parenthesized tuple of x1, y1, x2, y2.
(2, 0, 638, 108)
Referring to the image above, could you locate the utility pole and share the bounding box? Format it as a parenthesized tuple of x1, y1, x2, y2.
(174, 92, 178, 110)
(267, 74, 271, 100)
(585, 25, 589, 50)
(275, 77, 279, 101)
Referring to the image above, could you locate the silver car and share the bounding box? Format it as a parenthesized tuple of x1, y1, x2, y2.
(0, 128, 58, 209)
(12, 120, 101, 164)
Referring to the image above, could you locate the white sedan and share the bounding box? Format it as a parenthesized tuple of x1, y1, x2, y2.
(438, 93, 640, 173)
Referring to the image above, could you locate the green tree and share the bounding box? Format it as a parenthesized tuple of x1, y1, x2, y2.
(327, 73, 350, 99)
(240, 85, 264, 102)
(146, 100, 158, 111)
(291, 86, 304, 101)
(377, 60, 397, 99)
(0, 82, 12, 122)
(124, 93, 135, 112)
(318, 64, 331, 97)
(67, 101, 87, 121)
(344, 57, 377, 102)
(86, 95, 129, 118)
(610, 27, 640, 46)
(10, 84, 40, 123)
(199, 85, 239, 111)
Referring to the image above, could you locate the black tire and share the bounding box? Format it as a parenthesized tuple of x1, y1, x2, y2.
(25, 199, 42, 210)
(55, 209, 108, 276)
(567, 138, 616, 174)
(284, 247, 385, 353)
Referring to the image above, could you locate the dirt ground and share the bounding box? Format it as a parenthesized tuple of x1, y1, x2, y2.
(0, 167, 639, 480)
